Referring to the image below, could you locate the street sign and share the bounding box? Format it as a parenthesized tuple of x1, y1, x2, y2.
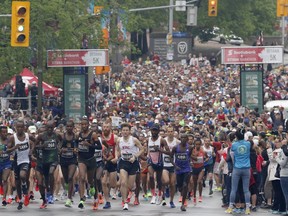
(175, 0, 186, 11)
(221, 46, 283, 64)
(47, 49, 109, 67)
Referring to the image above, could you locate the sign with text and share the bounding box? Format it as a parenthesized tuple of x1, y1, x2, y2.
(47, 49, 109, 67)
(64, 74, 86, 122)
(240, 71, 263, 113)
(221, 46, 283, 64)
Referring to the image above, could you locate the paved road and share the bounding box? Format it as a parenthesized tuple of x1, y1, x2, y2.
(0, 185, 273, 216)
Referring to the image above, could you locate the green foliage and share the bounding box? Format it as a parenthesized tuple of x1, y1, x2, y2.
(0, 0, 279, 86)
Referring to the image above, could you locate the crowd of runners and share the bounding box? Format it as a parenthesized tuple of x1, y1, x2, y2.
(1, 53, 288, 214)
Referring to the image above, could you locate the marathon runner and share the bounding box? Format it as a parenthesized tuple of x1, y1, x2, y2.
(59, 120, 78, 208)
(77, 117, 102, 209)
(171, 133, 193, 211)
(0, 126, 13, 206)
(10, 120, 36, 210)
(101, 120, 119, 209)
(35, 121, 62, 205)
(161, 126, 180, 208)
(147, 123, 170, 205)
(116, 123, 144, 210)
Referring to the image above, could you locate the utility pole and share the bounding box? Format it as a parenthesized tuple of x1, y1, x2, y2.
(37, 45, 43, 114)
(169, 0, 173, 35)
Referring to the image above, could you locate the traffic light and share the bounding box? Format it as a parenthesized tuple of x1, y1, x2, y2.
(277, 0, 288, 17)
(208, 0, 218, 17)
(11, 1, 30, 47)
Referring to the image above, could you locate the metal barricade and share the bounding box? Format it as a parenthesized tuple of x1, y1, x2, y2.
(0, 94, 32, 115)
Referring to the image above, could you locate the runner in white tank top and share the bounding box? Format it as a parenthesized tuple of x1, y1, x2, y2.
(116, 123, 144, 210)
(161, 126, 180, 208)
(10, 120, 36, 210)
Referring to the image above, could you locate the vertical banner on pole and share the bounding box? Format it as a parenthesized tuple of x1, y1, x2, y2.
(63, 68, 86, 122)
(240, 70, 264, 113)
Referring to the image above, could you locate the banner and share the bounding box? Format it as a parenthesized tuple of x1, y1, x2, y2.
(240, 71, 263, 113)
(64, 74, 86, 122)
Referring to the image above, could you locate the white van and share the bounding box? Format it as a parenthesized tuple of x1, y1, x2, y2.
(264, 100, 288, 119)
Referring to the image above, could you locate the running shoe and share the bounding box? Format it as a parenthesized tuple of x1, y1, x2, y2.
(40, 200, 47, 209)
(61, 190, 67, 200)
(161, 199, 166, 206)
(184, 199, 188, 207)
(216, 187, 222, 192)
(272, 210, 279, 214)
(180, 205, 186, 211)
(2, 198, 7, 206)
(225, 207, 233, 214)
(193, 197, 197, 206)
(29, 191, 35, 200)
(123, 202, 128, 210)
(89, 187, 96, 197)
(35, 183, 39, 192)
(92, 200, 98, 210)
(178, 196, 182, 203)
(74, 184, 79, 193)
(78, 200, 85, 209)
(65, 199, 72, 207)
(143, 194, 149, 201)
(17, 201, 23, 210)
(209, 190, 213, 196)
(98, 194, 104, 204)
(15, 195, 20, 203)
(198, 196, 203, 202)
(24, 195, 30, 206)
(146, 191, 152, 197)
(165, 188, 170, 198)
(156, 196, 162, 205)
(48, 195, 54, 204)
(251, 206, 257, 212)
(126, 196, 131, 203)
(170, 201, 176, 208)
(7, 198, 13, 204)
(150, 196, 156, 204)
(112, 194, 117, 200)
(103, 202, 111, 209)
(134, 198, 140, 205)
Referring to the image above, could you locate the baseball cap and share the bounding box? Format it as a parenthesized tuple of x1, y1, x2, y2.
(28, 125, 37, 134)
(151, 124, 160, 130)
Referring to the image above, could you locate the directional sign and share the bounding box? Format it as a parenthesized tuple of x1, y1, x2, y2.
(221, 46, 283, 64)
(47, 49, 109, 67)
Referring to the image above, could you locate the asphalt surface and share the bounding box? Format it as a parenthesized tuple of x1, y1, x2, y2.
(0, 184, 275, 216)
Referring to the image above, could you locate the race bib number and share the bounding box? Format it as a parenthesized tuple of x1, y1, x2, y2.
(164, 156, 171, 163)
(18, 142, 29, 151)
(94, 150, 102, 158)
(61, 149, 74, 158)
(122, 153, 132, 160)
(176, 153, 187, 161)
(45, 141, 56, 150)
(0, 152, 9, 161)
(195, 156, 204, 163)
(78, 143, 89, 152)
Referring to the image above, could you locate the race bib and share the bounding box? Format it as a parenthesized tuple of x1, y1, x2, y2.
(176, 153, 187, 161)
(122, 153, 132, 160)
(78, 143, 89, 152)
(164, 156, 171, 163)
(18, 142, 29, 151)
(45, 141, 56, 150)
(61, 149, 74, 158)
